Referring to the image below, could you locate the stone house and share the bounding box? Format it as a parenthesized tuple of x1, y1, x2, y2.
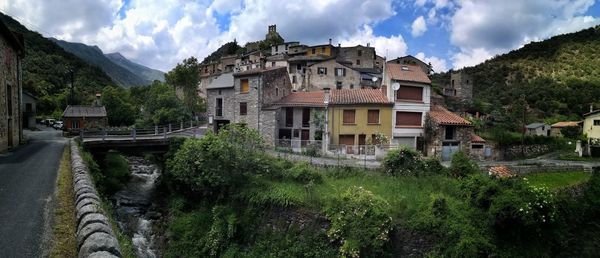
(62, 105, 108, 131)
(307, 59, 362, 91)
(271, 42, 300, 55)
(328, 89, 393, 154)
(426, 105, 475, 161)
(287, 55, 328, 90)
(235, 50, 267, 72)
(22, 91, 37, 129)
(384, 62, 431, 150)
(269, 91, 326, 147)
(206, 67, 292, 145)
(339, 44, 376, 69)
(443, 70, 473, 103)
(388, 55, 431, 74)
(0, 19, 24, 152)
(525, 123, 551, 136)
(550, 121, 581, 137)
(265, 54, 288, 69)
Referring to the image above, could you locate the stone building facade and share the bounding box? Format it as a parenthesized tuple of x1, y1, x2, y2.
(0, 20, 24, 152)
(426, 106, 475, 161)
(339, 44, 376, 69)
(444, 70, 473, 102)
(307, 59, 361, 90)
(207, 67, 292, 145)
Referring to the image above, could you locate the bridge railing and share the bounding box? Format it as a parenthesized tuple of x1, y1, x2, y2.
(78, 120, 204, 141)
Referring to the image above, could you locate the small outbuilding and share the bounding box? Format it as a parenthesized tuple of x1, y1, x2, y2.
(62, 105, 107, 132)
(550, 121, 581, 137)
(525, 123, 551, 136)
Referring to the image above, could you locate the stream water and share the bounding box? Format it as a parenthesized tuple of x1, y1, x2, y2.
(112, 156, 161, 258)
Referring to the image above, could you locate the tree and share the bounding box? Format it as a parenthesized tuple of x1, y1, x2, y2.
(142, 81, 188, 125)
(101, 86, 136, 126)
(165, 57, 205, 115)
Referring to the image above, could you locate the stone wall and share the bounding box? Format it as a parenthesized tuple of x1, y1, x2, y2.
(0, 30, 22, 152)
(500, 144, 551, 160)
(70, 141, 122, 258)
(481, 164, 591, 174)
(339, 45, 376, 69)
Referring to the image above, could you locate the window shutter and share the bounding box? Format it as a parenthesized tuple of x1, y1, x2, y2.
(241, 79, 249, 93)
(368, 110, 379, 124)
(396, 86, 423, 101)
(343, 68, 346, 76)
(396, 112, 422, 126)
(343, 110, 356, 124)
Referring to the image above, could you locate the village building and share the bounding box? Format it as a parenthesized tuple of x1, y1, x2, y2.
(339, 44, 377, 69)
(525, 122, 551, 136)
(62, 105, 108, 132)
(426, 105, 476, 161)
(582, 110, 600, 156)
(550, 121, 581, 137)
(206, 67, 292, 145)
(271, 41, 300, 55)
(22, 91, 37, 129)
(327, 89, 393, 154)
(269, 91, 326, 148)
(384, 62, 432, 150)
(443, 70, 473, 103)
(0, 19, 24, 152)
(307, 59, 362, 91)
(388, 55, 431, 74)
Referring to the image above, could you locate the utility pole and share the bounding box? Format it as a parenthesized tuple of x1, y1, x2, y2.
(67, 69, 74, 105)
(520, 95, 528, 157)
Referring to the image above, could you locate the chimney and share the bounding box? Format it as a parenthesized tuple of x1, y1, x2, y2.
(328, 38, 332, 45)
(367, 42, 370, 47)
(323, 87, 330, 105)
(338, 43, 341, 48)
(93, 93, 102, 107)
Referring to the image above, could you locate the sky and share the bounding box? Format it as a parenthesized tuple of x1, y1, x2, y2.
(1, 0, 599, 72)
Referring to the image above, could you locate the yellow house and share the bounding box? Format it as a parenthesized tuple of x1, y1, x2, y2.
(306, 44, 335, 57)
(583, 110, 600, 140)
(327, 89, 393, 151)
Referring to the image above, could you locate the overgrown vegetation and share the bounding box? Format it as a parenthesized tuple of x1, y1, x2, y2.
(49, 147, 76, 258)
(158, 126, 600, 257)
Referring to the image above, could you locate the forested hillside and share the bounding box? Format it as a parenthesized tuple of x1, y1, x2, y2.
(433, 25, 600, 130)
(0, 12, 116, 116)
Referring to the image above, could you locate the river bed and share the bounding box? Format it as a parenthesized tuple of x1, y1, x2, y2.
(111, 156, 162, 258)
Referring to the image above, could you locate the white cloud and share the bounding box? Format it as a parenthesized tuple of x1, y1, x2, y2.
(411, 16, 427, 37)
(340, 25, 408, 59)
(449, 0, 600, 69)
(415, 52, 448, 72)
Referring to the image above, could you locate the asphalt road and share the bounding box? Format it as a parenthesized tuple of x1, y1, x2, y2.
(0, 127, 66, 257)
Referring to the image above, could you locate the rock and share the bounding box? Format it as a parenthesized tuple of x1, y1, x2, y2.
(76, 203, 102, 225)
(87, 251, 120, 258)
(77, 222, 114, 250)
(77, 213, 110, 233)
(78, 232, 121, 258)
(76, 197, 101, 212)
(146, 211, 161, 220)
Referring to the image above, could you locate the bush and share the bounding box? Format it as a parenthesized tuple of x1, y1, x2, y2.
(326, 186, 392, 257)
(382, 148, 425, 176)
(102, 151, 131, 195)
(284, 162, 323, 183)
(424, 157, 447, 175)
(461, 174, 501, 210)
(449, 151, 479, 178)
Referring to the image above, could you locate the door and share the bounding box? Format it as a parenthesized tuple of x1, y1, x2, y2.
(6, 83, 13, 147)
(339, 135, 355, 154)
(441, 142, 460, 161)
(301, 129, 310, 146)
(358, 134, 366, 154)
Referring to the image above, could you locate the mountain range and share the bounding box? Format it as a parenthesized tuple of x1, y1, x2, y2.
(51, 38, 164, 87)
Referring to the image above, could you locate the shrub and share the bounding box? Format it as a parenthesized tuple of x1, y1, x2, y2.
(560, 126, 581, 139)
(102, 151, 131, 195)
(461, 174, 501, 210)
(326, 186, 392, 257)
(449, 151, 479, 178)
(382, 147, 425, 176)
(424, 157, 446, 175)
(284, 162, 323, 183)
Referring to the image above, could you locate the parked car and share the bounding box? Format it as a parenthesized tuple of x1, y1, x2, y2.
(53, 121, 64, 130)
(44, 118, 56, 127)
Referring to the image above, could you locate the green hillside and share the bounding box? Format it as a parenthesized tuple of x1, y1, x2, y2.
(433, 25, 600, 129)
(0, 12, 116, 116)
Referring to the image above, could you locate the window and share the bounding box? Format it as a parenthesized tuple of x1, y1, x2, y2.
(240, 79, 249, 93)
(321, 47, 325, 52)
(271, 61, 276, 67)
(356, 59, 360, 65)
(218, 89, 222, 95)
(445, 126, 456, 140)
(275, 45, 279, 52)
(472, 144, 483, 149)
(451, 79, 455, 88)
(594, 120, 600, 126)
(343, 110, 356, 124)
(297, 64, 302, 71)
(302, 108, 310, 127)
(396, 86, 423, 101)
(367, 110, 380, 124)
(357, 50, 362, 56)
(239, 102, 247, 115)
(72, 120, 79, 129)
(395, 112, 422, 126)
(317, 67, 327, 75)
(336, 81, 342, 89)
(335, 68, 346, 77)
(6, 84, 12, 117)
(349, 84, 354, 89)
(292, 75, 297, 83)
(312, 48, 316, 54)
(216, 98, 223, 116)
(26, 103, 32, 112)
(275, 87, 279, 96)
(286, 107, 294, 127)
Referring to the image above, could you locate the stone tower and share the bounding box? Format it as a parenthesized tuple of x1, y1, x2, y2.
(265, 24, 284, 43)
(447, 70, 473, 102)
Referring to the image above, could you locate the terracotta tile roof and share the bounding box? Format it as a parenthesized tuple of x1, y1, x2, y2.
(471, 134, 486, 143)
(329, 89, 393, 105)
(428, 106, 472, 126)
(272, 91, 325, 107)
(488, 166, 515, 179)
(551, 121, 581, 128)
(387, 63, 431, 84)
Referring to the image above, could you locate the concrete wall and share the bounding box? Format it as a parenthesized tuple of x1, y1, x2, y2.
(70, 141, 121, 258)
(0, 31, 22, 152)
(328, 105, 393, 145)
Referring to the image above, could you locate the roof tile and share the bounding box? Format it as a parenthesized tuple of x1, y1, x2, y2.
(329, 89, 392, 105)
(62, 105, 107, 118)
(551, 121, 580, 128)
(272, 91, 325, 107)
(387, 63, 431, 84)
(428, 105, 471, 126)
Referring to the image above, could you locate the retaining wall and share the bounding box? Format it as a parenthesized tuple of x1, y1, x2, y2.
(70, 140, 122, 258)
(481, 163, 591, 175)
